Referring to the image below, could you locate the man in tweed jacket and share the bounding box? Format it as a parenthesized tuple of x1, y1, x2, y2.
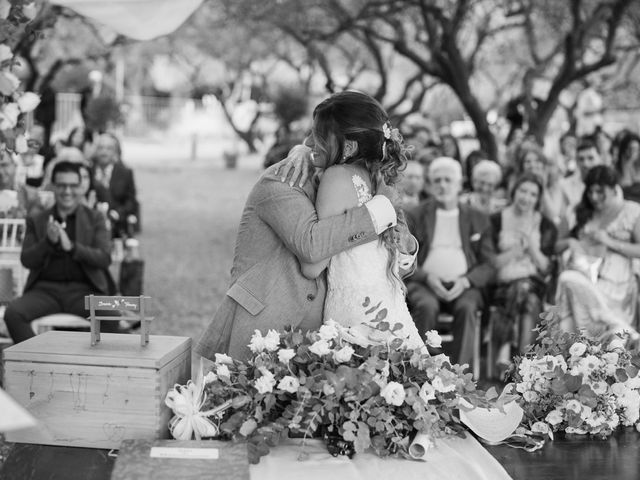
(196, 160, 398, 361)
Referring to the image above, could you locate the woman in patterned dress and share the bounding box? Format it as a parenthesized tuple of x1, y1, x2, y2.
(556, 165, 640, 342)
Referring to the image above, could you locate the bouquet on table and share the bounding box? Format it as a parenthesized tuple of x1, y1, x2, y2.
(510, 311, 640, 441)
(166, 320, 493, 464)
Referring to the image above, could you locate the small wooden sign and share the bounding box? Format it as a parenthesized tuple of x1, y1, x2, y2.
(111, 439, 249, 480)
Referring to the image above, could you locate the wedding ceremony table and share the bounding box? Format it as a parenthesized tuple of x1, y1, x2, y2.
(2, 429, 639, 480)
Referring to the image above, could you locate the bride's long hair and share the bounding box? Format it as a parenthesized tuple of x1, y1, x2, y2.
(311, 91, 409, 288)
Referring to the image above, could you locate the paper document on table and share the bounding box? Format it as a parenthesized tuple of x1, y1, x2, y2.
(459, 400, 524, 443)
(0, 387, 38, 432)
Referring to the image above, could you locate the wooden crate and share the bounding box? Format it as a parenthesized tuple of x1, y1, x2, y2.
(2, 331, 191, 449)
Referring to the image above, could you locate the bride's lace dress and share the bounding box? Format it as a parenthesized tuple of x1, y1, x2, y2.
(323, 174, 424, 349)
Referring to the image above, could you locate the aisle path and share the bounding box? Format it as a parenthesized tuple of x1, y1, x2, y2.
(122, 139, 263, 367)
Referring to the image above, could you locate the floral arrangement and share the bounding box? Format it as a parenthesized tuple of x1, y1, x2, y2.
(510, 311, 640, 440)
(166, 321, 491, 464)
(0, 1, 40, 152)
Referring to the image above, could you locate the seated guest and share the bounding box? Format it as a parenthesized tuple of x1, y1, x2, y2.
(398, 160, 425, 209)
(487, 173, 557, 369)
(405, 157, 495, 365)
(559, 137, 605, 230)
(4, 161, 119, 344)
(41, 146, 87, 189)
(616, 132, 640, 201)
(556, 165, 640, 344)
(66, 125, 95, 160)
(92, 133, 140, 237)
(17, 128, 46, 188)
(460, 159, 505, 215)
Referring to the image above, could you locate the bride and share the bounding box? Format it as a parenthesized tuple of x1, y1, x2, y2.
(291, 91, 424, 349)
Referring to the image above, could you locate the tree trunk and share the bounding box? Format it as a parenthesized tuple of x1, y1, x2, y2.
(454, 87, 498, 161)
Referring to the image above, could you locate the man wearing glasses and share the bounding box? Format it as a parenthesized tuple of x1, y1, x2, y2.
(4, 161, 119, 343)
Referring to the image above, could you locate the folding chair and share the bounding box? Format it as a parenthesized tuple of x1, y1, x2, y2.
(0, 218, 27, 301)
(0, 218, 27, 348)
(84, 295, 153, 346)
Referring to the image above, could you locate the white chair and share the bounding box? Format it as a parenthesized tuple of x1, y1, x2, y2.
(31, 313, 90, 335)
(0, 218, 27, 347)
(0, 218, 28, 299)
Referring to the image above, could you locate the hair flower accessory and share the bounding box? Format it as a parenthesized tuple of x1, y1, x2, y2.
(382, 122, 392, 140)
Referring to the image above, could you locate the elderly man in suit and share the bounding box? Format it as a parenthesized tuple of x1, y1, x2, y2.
(405, 157, 495, 366)
(196, 146, 400, 361)
(93, 133, 140, 237)
(4, 161, 119, 343)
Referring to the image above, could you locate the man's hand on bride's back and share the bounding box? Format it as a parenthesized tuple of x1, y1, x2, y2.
(274, 144, 313, 187)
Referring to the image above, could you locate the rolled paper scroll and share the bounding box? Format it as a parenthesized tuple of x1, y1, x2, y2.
(408, 433, 431, 460)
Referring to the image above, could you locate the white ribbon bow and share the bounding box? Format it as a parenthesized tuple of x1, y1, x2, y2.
(165, 380, 230, 440)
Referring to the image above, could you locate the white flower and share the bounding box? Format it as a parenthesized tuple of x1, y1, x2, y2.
(432, 376, 456, 393)
(431, 353, 450, 368)
(334, 345, 354, 363)
(531, 421, 550, 435)
(0, 70, 20, 95)
(216, 364, 231, 378)
(309, 339, 331, 357)
(239, 418, 257, 437)
(0, 44, 11, 63)
(248, 330, 266, 353)
(589, 380, 608, 395)
(579, 405, 592, 421)
(569, 342, 587, 357)
(545, 410, 564, 426)
(0, 102, 19, 129)
(611, 382, 630, 398)
(523, 390, 539, 402)
(277, 375, 300, 394)
(17, 92, 40, 113)
(0, 1, 10, 20)
(380, 381, 406, 406)
(254, 373, 276, 394)
(214, 353, 233, 365)
(565, 399, 582, 414)
(425, 330, 442, 348)
(203, 371, 217, 384)
(22, 2, 37, 20)
(277, 348, 296, 364)
(625, 374, 640, 390)
(263, 329, 280, 351)
(585, 411, 606, 428)
(419, 381, 436, 403)
(318, 322, 339, 341)
(14, 134, 27, 154)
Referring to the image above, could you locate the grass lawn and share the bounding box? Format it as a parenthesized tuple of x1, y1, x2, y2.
(134, 157, 262, 347)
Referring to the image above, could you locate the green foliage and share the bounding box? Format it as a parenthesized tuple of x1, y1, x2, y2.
(510, 310, 640, 440)
(168, 323, 490, 464)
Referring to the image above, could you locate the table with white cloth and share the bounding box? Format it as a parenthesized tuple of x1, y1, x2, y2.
(2, 430, 640, 480)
